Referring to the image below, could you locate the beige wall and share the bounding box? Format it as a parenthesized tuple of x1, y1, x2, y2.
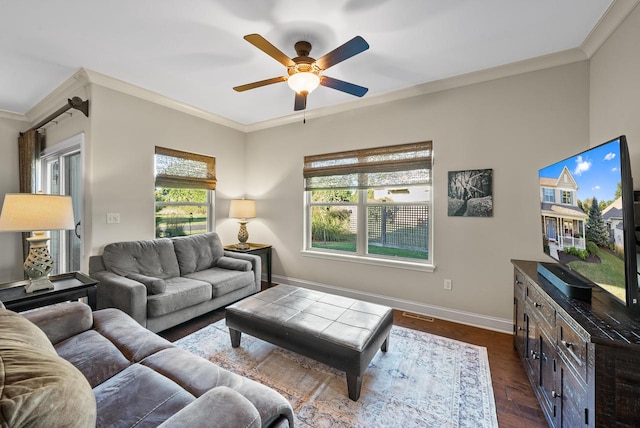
(590, 3, 640, 188)
(85, 85, 247, 261)
(245, 62, 590, 327)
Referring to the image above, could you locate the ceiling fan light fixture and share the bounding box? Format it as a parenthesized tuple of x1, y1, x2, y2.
(287, 72, 320, 95)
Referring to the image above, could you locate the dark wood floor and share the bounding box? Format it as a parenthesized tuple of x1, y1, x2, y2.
(159, 292, 548, 428)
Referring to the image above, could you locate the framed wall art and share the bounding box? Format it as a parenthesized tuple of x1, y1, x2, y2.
(448, 169, 493, 217)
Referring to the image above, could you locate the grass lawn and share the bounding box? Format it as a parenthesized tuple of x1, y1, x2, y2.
(312, 241, 428, 260)
(567, 247, 625, 301)
(156, 215, 207, 237)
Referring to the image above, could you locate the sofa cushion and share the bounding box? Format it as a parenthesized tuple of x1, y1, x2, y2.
(102, 238, 180, 278)
(93, 363, 195, 428)
(55, 330, 132, 388)
(171, 233, 224, 275)
(0, 309, 96, 427)
(147, 278, 212, 318)
(216, 256, 252, 271)
(92, 308, 174, 362)
(184, 268, 255, 297)
(126, 272, 167, 295)
(22, 302, 93, 345)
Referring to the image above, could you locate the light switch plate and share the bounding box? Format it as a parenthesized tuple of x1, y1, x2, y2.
(107, 213, 120, 224)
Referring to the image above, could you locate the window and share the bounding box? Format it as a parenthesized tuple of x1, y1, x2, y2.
(542, 188, 555, 203)
(561, 190, 573, 205)
(154, 146, 216, 238)
(304, 142, 432, 266)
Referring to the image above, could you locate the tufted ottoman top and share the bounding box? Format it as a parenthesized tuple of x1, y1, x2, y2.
(226, 284, 392, 352)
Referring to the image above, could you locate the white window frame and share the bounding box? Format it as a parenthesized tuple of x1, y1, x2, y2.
(154, 147, 216, 238)
(302, 142, 433, 272)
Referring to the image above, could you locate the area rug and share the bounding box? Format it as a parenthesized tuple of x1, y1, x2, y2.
(174, 320, 498, 428)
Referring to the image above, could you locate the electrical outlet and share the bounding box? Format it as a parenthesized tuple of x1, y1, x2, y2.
(107, 213, 120, 224)
(444, 279, 452, 290)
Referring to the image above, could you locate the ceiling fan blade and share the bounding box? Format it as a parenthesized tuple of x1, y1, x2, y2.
(294, 92, 307, 111)
(233, 76, 287, 92)
(244, 34, 296, 67)
(315, 36, 369, 70)
(320, 76, 368, 97)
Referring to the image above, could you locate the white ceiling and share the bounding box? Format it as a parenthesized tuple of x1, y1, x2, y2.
(0, 0, 633, 127)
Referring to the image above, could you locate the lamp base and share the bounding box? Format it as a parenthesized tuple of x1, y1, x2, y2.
(25, 277, 54, 293)
(236, 220, 250, 250)
(24, 231, 55, 293)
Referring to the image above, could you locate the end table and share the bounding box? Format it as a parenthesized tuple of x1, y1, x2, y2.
(0, 272, 98, 312)
(224, 243, 272, 286)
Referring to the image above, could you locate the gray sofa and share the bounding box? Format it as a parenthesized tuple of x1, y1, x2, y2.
(89, 232, 260, 332)
(0, 301, 294, 427)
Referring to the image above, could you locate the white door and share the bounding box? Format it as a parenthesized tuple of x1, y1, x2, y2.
(41, 134, 83, 274)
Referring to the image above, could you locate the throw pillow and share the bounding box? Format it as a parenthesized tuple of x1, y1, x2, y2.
(0, 309, 97, 427)
(126, 273, 167, 295)
(216, 256, 252, 271)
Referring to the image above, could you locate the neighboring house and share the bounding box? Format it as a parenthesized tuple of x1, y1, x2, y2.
(602, 197, 624, 254)
(540, 166, 588, 260)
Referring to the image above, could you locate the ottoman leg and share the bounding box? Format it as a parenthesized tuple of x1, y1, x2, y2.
(229, 328, 242, 348)
(381, 332, 390, 352)
(346, 373, 362, 401)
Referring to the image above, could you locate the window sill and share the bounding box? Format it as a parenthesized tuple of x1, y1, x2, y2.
(301, 249, 435, 272)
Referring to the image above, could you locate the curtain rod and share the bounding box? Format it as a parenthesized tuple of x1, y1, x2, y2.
(28, 96, 89, 132)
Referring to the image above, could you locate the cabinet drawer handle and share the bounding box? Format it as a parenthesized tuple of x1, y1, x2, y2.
(530, 350, 539, 360)
(517, 327, 525, 331)
(515, 280, 523, 285)
(552, 390, 562, 398)
(534, 302, 543, 308)
(561, 340, 573, 349)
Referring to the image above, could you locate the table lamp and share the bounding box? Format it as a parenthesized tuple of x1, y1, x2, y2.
(0, 193, 76, 292)
(229, 199, 256, 250)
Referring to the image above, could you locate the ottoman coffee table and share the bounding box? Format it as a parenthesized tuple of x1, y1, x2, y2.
(225, 284, 393, 401)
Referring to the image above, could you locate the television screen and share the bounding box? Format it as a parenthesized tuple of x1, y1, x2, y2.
(539, 136, 638, 307)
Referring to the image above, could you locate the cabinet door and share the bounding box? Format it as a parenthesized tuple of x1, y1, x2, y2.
(524, 313, 538, 378)
(539, 327, 557, 425)
(514, 272, 527, 356)
(557, 358, 590, 427)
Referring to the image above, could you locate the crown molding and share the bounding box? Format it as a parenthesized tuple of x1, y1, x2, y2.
(23, 0, 635, 135)
(581, 0, 640, 58)
(81, 69, 247, 132)
(0, 109, 29, 123)
(24, 69, 91, 126)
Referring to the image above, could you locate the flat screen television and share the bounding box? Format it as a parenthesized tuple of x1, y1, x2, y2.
(538, 135, 639, 308)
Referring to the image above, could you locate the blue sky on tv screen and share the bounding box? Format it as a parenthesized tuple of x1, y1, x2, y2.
(539, 139, 622, 203)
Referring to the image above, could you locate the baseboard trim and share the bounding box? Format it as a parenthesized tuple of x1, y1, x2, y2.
(272, 274, 513, 334)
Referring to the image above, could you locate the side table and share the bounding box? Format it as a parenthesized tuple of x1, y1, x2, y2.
(224, 243, 273, 286)
(0, 272, 98, 312)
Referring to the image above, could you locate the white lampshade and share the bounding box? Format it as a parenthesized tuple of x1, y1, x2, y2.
(287, 72, 320, 94)
(229, 199, 256, 220)
(0, 193, 76, 232)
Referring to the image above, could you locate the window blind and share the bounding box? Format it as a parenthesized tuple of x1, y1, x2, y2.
(155, 146, 216, 190)
(303, 141, 432, 190)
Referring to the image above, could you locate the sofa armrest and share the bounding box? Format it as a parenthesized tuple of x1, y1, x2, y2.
(223, 251, 262, 291)
(21, 302, 93, 345)
(91, 270, 148, 327)
(158, 386, 261, 428)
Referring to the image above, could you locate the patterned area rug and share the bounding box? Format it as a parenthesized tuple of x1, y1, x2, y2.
(174, 320, 498, 428)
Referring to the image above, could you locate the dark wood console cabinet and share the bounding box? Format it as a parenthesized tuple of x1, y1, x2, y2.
(512, 260, 640, 427)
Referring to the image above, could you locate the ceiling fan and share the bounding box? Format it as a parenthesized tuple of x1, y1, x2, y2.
(233, 34, 369, 111)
